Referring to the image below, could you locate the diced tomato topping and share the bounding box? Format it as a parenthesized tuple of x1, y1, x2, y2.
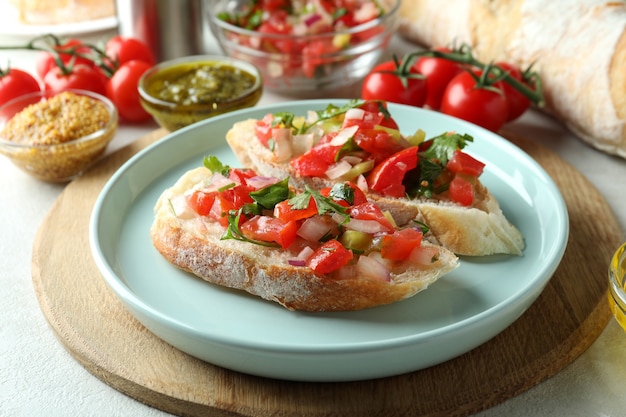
(229, 168, 257, 184)
(358, 100, 399, 130)
(448, 176, 474, 206)
(290, 141, 342, 177)
(274, 196, 318, 222)
(353, 128, 405, 164)
(208, 193, 235, 226)
(446, 150, 485, 177)
(349, 202, 395, 233)
(240, 215, 298, 249)
(222, 185, 255, 208)
(302, 39, 338, 78)
(205, 185, 255, 226)
(188, 190, 216, 216)
(255, 115, 274, 147)
(342, 109, 384, 130)
(290, 151, 330, 177)
(307, 239, 354, 274)
(381, 228, 423, 261)
(367, 146, 419, 198)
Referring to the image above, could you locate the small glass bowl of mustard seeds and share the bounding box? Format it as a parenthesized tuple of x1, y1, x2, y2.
(138, 55, 263, 132)
(0, 89, 118, 183)
(608, 242, 626, 331)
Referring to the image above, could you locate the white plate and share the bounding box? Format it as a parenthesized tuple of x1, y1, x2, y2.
(0, 2, 116, 37)
(90, 100, 569, 382)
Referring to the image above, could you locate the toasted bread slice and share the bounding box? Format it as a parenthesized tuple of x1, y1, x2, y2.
(226, 118, 525, 257)
(150, 167, 459, 312)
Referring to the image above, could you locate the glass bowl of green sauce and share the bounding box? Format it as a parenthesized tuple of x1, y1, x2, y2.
(138, 55, 263, 131)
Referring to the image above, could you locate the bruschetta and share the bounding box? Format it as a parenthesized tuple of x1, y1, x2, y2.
(150, 156, 459, 312)
(226, 100, 525, 256)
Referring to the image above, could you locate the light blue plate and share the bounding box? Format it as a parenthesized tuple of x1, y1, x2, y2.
(89, 100, 568, 382)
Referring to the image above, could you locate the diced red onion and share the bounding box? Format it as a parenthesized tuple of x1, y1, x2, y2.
(204, 172, 235, 192)
(172, 194, 195, 219)
(332, 213, 388, 234)
(357, 255, 391, 282)
(306, 110, 319, 123)
(344, 108, 365, 121)
(409, 246, 440, 265)
(342, 155, 363, 165)
(292, 22, 307, 36)
(271, 127, 293, 162)
(297, 246, 315, 260)
(288, 259, 307, 267)
(356, 174, 369, 192)
(354, 1, 379, 23)
(325, 160, 353, 180)
(297, 216, 333, 242)
(245, 176, 280, 190)
(292, 133, 315, 156)
(304, 13, 322, 26)
(329, 124, 359, 146)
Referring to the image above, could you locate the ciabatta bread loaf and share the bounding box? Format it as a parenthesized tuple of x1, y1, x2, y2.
(397, 0, 626, 159)
(226, 118, 525, 256)
(151, 167, 459, 312)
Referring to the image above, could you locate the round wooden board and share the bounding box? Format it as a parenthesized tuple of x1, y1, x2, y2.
(32, 129, 623, 417)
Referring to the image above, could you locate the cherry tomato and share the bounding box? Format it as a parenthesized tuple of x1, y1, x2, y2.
(35, 38, 95, 80)
(413, 47, 464, 110)
(105, 60, 152, 122)
(0, 68, 41, 104)
(43, 63, 107, 95)
(495, 62, 531, 122)
(307, 239, 354, 274)
(367, 146, 419, 198)
(105, 35, 155, 67)
(361, 60, 427, 107)
(440, 70, 509, 132)
(381, 228, 423, 261)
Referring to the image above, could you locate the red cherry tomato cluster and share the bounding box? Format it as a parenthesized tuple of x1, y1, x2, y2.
(0, 34, 156, 122)
(361, 45, 543, 133)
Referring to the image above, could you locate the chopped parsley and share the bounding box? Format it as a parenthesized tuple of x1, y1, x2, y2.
(288, 186, 347, 216)
(406, 132, 475, 199)
(203, 155, 230, 176)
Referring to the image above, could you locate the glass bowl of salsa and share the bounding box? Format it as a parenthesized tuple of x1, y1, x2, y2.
(207, 0, 400, 94)
(138, 55, 263, 132)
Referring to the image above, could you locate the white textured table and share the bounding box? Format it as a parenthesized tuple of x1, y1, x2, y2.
(1, 29, 626, 417)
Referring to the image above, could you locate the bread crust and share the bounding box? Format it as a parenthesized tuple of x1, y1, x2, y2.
(151, 168, 459, 312)
(226, 119, 525, 256)
(398, 0, 626, 159)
